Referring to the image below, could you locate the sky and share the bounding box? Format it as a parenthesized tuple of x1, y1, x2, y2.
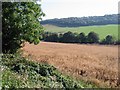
(41, 0, 119, 20)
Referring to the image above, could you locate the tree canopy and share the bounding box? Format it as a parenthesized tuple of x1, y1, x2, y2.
(2, 1, 45, 53)
(87, 32, 99, 43)
(42, 31, 118, 45)
(78, 32, 86, 43)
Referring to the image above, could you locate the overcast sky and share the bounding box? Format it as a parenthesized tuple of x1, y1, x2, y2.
(41, 0, 119, 20)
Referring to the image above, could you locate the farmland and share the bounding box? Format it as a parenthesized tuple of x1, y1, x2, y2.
(43, 24, 118, 40)
(23, 42, 118, 87)
(2, 1, 119, 89)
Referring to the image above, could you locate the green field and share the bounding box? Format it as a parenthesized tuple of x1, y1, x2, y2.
(43, 24, 118, 40)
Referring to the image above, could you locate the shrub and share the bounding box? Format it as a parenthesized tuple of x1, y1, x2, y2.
(2, 54, 97, 88)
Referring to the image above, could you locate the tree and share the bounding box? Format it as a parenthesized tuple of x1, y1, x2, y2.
(42, 32, 51, 41)
(73, 33, 79, 43)
(45, 33, 59, 42)
(2, 1, 45, 53)
(61, 31, 76, 43)
(105, 35, 114, 44)
(87, 32, 99, 43)
(59, 33, 63, 42)
(78, 32, 86, 43)
(41, 14, 118, 27)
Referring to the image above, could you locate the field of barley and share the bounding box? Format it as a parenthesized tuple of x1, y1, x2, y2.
(23, 42, 118, 87)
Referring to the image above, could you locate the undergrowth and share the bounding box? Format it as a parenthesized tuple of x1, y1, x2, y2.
(1, 53, 97, 89)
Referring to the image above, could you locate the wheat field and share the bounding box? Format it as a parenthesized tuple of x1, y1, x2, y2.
(23, 42, 119, 87)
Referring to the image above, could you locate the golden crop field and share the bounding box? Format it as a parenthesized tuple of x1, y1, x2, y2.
(23, 42, 118, 87)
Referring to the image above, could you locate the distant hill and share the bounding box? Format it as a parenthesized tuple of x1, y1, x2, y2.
(41, 14, 119, 27)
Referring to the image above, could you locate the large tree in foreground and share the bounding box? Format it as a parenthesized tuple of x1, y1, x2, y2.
(2, 1, 45, 53)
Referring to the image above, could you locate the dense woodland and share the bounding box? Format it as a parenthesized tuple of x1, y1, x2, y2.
(41, 14, 119, 27)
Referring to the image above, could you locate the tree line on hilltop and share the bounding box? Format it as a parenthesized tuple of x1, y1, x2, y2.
(41, 14, 119, 27)
(41, 31, 120, 45)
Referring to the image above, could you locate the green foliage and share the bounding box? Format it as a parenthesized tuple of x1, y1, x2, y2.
(60, 31, 76, 43)
(1, 53, 97, 89)
(42, 30, 119, 45)
(105, 35, 114, 44)
(44, 24, 118, 40)
(87, 32, 99, 43)
(44, 32, 59, 42)
(41, 14, 118, 27)
(78, 32, 86, 43)
(43, 31, 100, 44)
(100, 35, 116, 45)
(2, 69, 25, 89)
(2, 2, 44, 53)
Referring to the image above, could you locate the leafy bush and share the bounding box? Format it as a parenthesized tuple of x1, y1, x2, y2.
(1, 54, 97, 89)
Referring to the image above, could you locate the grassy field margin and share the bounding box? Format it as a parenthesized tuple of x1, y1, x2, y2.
(1, 52, 98, 89)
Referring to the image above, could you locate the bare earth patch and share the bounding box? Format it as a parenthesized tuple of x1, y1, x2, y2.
(23, 42, 118, 87)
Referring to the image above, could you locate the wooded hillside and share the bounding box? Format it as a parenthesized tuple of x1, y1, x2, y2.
(41, 14, 119, 27)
